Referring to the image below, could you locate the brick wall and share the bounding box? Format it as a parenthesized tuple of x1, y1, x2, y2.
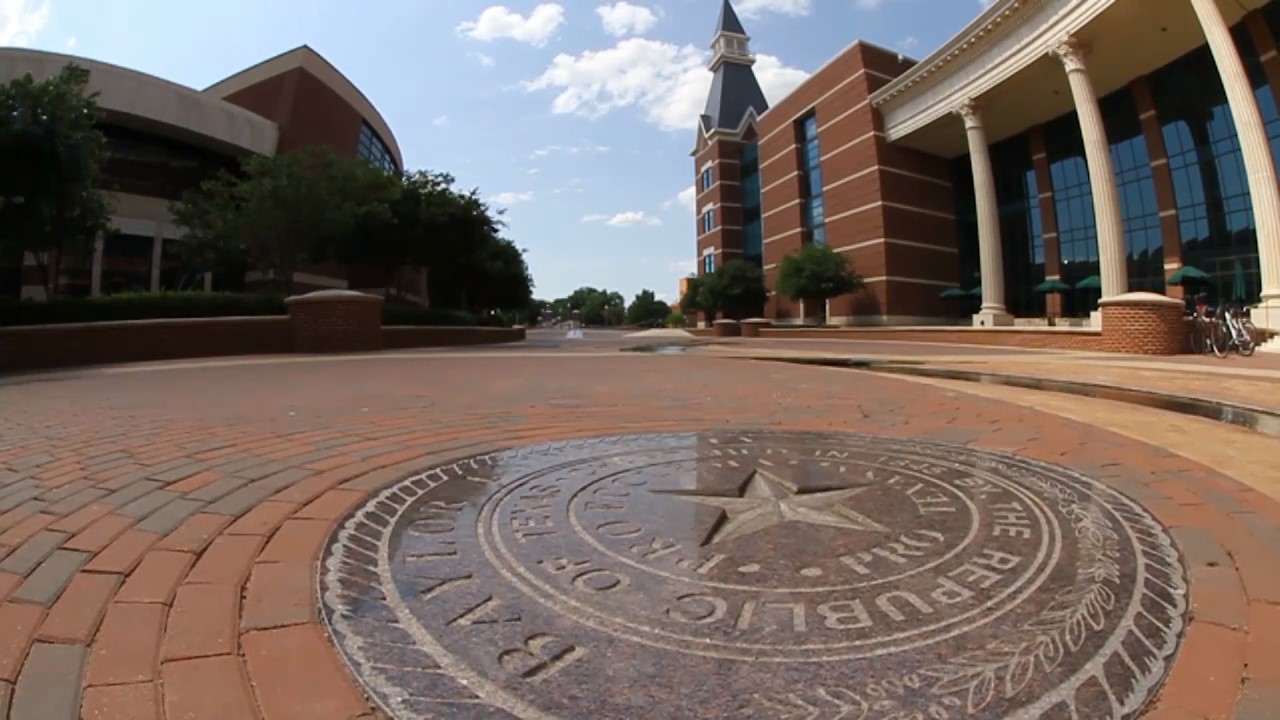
(1100, 304, 1188, 355)
(1, 320, 528, 374)
(0, 317, 292, 373)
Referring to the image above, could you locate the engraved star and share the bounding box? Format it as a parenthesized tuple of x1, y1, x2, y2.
(656, 468, 888, 546)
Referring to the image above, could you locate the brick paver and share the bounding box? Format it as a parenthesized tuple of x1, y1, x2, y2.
(1, 339, 1278, 718)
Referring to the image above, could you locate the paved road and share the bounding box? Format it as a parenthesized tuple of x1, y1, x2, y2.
(0, 340, 1276, 718)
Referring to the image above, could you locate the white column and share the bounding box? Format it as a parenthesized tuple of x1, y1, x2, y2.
(1188, 0, 1280, 327)
(149, 234, 162, 292)
(955, 99, 1012, 326)
(202, 272, 213, 292)
(1052, 38, 1129, 301)
(90, 235, 104, 297)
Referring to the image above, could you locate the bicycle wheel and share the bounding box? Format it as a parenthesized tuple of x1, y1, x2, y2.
(1211, 320, 1230, 358)
(1239, 320, 1257, 356)
(1189, 323, 1204, 354)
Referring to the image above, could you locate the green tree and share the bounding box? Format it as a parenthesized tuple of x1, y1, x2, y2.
(0, 64, 112, 298)
(171, 147, 399, 295)
(625, 289, 671, 327)
(666, 310, 686, 328)
(703, 260, 768, 320)
(679, 276, 708, 317)
(776, 244, 863, 322)
(550, 287, 625, 326)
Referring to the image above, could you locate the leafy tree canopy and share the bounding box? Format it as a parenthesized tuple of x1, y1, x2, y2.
(701, 260, 768, 319)
(776, 244, 863, 302)
(625, 289, 670, 327)
(0, 64, 111, 296)
(547, 287, 626, 326)
(171, 147, 399, 295)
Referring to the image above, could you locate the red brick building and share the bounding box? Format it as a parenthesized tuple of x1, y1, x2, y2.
(0, 45, 404, 300)
(695, 0, 1280, 332)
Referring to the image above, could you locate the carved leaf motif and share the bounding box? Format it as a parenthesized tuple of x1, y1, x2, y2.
(1035, 634, 1064, 673)
(1065, 613, 1088, 651)
(1004, 654, 1036, 697)
(966, 672, 996, 714)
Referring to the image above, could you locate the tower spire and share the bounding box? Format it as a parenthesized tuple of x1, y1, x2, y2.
(696, 0, 769, 137)
(710, 0, 754, 71)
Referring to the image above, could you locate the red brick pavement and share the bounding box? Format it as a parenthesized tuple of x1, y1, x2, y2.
(0, 352, 1277, 719)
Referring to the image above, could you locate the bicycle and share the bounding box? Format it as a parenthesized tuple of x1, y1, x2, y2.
(1187, 301, 1216, 355)
(1216, 303, 1257, 357)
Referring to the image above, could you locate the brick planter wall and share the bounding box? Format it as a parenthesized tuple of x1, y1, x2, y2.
(383, 326, 526, 349)
(740, 319, 771, 338)
(1099, 292, 1187, 355)
(285, 290, 384, 354)
(713, 319, 741, 337)
(751, 327, 1106, 351)
(0, 317, 291, 373)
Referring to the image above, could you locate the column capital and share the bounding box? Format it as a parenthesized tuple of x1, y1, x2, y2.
(953, 98, 984, 130)
(1051, 36, 1090, 73)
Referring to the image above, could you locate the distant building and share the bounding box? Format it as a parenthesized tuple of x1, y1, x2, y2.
(0, 46, 404, 300)
(694, 0, 1280, 330)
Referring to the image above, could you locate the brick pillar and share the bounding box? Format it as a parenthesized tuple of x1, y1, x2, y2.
(1029, 126, 1064, 318)
(1099, 292, 1187, 355)
(1131, 76, 1183, 299)
(284, 290, 384, 353)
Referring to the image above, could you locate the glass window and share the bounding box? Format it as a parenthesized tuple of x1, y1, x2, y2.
(702, 209, 715, 234)
(358, 123, 398, 172)
(701, 167, 713, 191)
(1102, 87, 1164, 294)
(1149, 35, 1265, 304)
(741, 142, 763, 265)
(703, 253, 716, 274)
(1044, 112, 1099, 317)
(796, 113, 825, 246)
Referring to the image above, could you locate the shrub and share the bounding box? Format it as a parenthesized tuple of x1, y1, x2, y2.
(667, 311, 686, 328)
(381, 304, 479, 327)
(0, 292, 286, 326)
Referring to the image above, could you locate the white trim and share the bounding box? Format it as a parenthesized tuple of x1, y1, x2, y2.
(833, 238, 960, 254)
(820, 131, 882, 163)
(1151, 158, 1169, 166)
(861, 275, 957, 287)
(763, 228, 803, 245)
(702, 246, 715, 256)
(697, 180, 740, 200)
(696, 225, 744, 241)
(883, 166, 952, 188)
(1261, 49, 1278, 62)
(1158, 209, 1177, 217)
(762, 199, 803, 219)
(1163, 262, 1181, 270)
(871, 0, 1118, 143)
(761, 171, 799, 194)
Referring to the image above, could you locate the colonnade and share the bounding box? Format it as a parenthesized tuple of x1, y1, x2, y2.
(957, 0, 1280, 329)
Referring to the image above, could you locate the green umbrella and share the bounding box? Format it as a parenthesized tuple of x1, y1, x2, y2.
(1033, 279, 1072, 293)
(1232, 260, 1247, 302)
(1075, 275, 1101, 290)
(939, 288, 968, 299)
(967, 286, 983, 297)
(1167, 265, 1211, 285)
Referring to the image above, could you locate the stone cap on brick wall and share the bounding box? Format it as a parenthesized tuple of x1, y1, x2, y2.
(741, 318, 771, 325)
(713, 319, 741, 325)
(284, 290, 384, 306)
(1098, 292, 1184, 308)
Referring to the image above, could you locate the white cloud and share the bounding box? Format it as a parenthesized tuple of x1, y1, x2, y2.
(735, 0, 811, 19)
(432, 115, 450, 127)
(854, 0, 884, 9)
(582, 211, 663, 227)
(457, 4, 565, 47)
(596, 2, 658, 37)
(525, 38, 809, 132)
(529, 143, 610, 159)
(489, 191, 534, 205)
(663, 185, 697, 211)
(65, 36, 76, 49)
(473, 52, 496, 67)
(897, 36, 918, 52)
(0, 0, 50, 46)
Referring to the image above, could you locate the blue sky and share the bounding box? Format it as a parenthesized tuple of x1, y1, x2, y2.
(3, 0, 986, 303)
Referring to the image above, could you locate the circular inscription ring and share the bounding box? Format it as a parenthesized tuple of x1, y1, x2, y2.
(320, 431, 1188, 720)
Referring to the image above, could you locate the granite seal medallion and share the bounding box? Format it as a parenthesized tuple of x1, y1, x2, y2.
(319, 431, 1189, 719)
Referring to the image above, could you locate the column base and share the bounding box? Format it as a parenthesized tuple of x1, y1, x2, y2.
(1089, 310, 1102, 329)
(971, 310, 1014, 328)
(1250, 298, 1280, 332)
